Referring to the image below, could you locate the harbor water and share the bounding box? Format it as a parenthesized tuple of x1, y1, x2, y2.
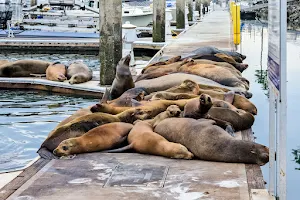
(240, 20, 300, 200)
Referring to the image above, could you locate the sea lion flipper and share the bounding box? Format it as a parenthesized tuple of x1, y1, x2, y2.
(102, 143, 133, 153)
(224, 91, 235, 104)
(100, 88, 111, 104)
(37, 147, 58, 159)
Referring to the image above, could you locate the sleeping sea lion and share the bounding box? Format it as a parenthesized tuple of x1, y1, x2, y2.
(67, 61, 92, 84)
(135, 73, 249, 95)
(110, 54, 135, 99)
(143, 105, 181, 128)
(101, 87, 147, 107)
(0, 60, 51, 77)
(53, 122, 133, 157)
(46, 62, 67, 82)
(0, 60, 9, 66)
(154, 118, 269, 165)
(104, 121, 194, 159)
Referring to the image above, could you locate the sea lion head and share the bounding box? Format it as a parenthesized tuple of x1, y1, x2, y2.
(199, 94, 213, 108)
(57, 74, 67, 81)
(250, 144, 269, 166)
(166, 105, 181, 117)
(171, 144, 194, 159)
(182, 80, 200, 94)
(119, 54, 131, 66)
(69, 73, 86, 84)
(53, 139, 78, 157)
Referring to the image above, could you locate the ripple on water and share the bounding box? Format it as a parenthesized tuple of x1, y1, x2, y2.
(0, 89, 97, 172)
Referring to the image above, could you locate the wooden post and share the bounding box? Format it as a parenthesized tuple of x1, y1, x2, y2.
(31, 0, 37, 6)
(99, 0, 122, 85)
(187, 0, 193, 22)
(176, 0, 185, 29)
(153, 0, 166, 42)
(195, 0, 201, 19)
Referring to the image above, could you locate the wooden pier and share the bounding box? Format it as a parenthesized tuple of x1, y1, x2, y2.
(0, 6, 270, 200)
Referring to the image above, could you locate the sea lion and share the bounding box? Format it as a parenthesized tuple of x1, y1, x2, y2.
(90, 99, 188, 115)
(37, 112, 121, 159)
(135, 73, 249, 95)
(105, 121, 194, 159)
(143, 105, 182, 128)
(110, 54, 135, 99)
(46, 62, 67, 82)
(53, 122, 133, 157)
(208, 107, 255, 131)
(183, 94, 212, 119)
(0, 60, 51, 77)
(154, 118, 269, 165)
(67, 61, 92, 84)
(0, 60, 9, 66)
(101, 87, 147, 107)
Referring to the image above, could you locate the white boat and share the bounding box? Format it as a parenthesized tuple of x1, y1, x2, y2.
(19, 0, 153, 33)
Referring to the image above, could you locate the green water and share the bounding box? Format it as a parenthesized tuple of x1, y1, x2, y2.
(0, 90, 97, 173)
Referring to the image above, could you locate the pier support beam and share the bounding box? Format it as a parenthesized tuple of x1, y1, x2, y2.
(153, 0, 166, 42)
(187, 0, 193, 21)
(176, 0, 185, 29)
(195, 0, 201, 19)
(99, 0, 122, 85)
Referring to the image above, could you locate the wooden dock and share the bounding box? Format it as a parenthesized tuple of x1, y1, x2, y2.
(0, 7, 270, 200)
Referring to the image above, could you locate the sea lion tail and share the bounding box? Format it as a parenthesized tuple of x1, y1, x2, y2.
(102, 143, 133, 153)
(37, 147, 58, 159)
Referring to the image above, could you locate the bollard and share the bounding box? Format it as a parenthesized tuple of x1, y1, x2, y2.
(153, 0, 166, 42)
(230, 1, 235, 16)
(166, 8, 173, 35)
(122, 22, 136, 66)
(187, 0, 193, 21)
(232, 4, 241, 45)
(99, 0, 122, 85)
(176, 0, 185, 29)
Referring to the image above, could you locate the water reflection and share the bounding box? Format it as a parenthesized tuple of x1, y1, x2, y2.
(292, 148, 300, 170)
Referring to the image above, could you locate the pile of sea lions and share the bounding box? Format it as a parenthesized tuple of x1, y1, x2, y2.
(37, 46, 269, 166)
(0, 59, 92, 84)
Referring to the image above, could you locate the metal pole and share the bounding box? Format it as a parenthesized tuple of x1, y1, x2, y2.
(153, 0, 166, 42)
(99, 0, 122, 85)
(176, 0, 185, 29)
(278, 0, 287, 198)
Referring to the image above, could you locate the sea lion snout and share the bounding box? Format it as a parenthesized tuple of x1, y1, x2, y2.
(121, 54, 131, 66)
(167, 105, 181, 117)
(54, 139, 76, 157)
(252, 145, 269, 166)
(90, 104, 102, 113)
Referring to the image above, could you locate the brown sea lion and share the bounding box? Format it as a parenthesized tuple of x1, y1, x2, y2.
(46, 62, 67, 82)
(141, 55, 182, 74)
(0, 60, 51, 77)
(105, 121, 194, 159)
(183, 94, 212, 119)
(110, 54, 135, 99)
(90, 99, 188, 115)
(101, 87, 147, 107)
(208, 107, 255, 131)
(0, 60, 9, 66)
(53, 122, 133, 157)
(143, 105, 182, 128)
(67, 61, 92, 84)
(135, 73, 249, 95)
(154, 118, 269, 165)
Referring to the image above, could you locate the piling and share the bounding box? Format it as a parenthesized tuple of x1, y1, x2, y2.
(99, 0, 122, 85)
(195, 0, 201, 19)
(187, 0, 193, 21)
(176, 0, 185, 29)
(30, 0, 37, 6)
(153, 0, 166, 42)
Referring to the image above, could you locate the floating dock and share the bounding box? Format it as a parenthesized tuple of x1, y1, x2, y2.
(0, 6, 270, 200)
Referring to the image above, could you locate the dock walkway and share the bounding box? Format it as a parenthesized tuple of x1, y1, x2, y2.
(0, 7, 267, 200)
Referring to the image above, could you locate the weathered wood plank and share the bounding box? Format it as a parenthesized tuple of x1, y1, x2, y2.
(242, 129, 266, 192)
(0, 159, 50, 200)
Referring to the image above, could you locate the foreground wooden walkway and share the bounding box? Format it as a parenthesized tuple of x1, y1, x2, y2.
(0, 6, 268, 200)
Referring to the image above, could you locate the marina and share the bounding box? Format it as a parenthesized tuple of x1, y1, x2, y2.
(0, 5, 272, 200)
(0, 0, 298, 200)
